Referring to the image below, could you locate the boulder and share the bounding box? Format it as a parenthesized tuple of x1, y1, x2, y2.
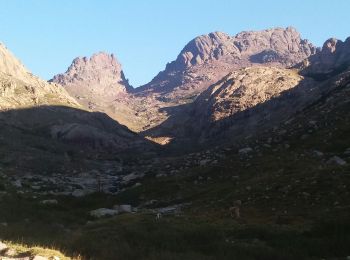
(327, 156, 347, 166)
(12, 179, 22, 188)
(239, 147, 253, 155)
(122, 173, 145, 183)
(199, 159, 211, 166)
(71, 189, 88, 198)
(40, 199, 58, 205)
(90, 208, 119, 218)
(114, 204, 132, 213)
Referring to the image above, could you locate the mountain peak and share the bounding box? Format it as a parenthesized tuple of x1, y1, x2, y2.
(140, 27, 316, 98)
(172, 27, 316, 69)
(51, 51, 132, 94)
(71, 52, 120, 69)
(302, 36, 350, 76)
(0, 42, 30, 80)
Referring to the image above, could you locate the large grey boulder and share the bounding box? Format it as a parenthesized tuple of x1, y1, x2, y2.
(90, 208, 119, 218)
(40, 199, 58, 205)
(114, 204, 132, 213)
(327, 156, 347, 166)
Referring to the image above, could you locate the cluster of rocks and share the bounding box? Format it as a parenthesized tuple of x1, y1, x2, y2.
(90, 204, 134, 218)
(89, 203, 188, 219)
(4, 165, 149, 197)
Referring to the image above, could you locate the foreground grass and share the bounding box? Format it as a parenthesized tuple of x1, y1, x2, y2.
(1, 240, 77, 260)
(1, 182, 350, 260)
(0, 91, 349, 259)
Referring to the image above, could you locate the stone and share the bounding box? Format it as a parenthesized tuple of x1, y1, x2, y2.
(199, 159, 211, 166)
(114, 204, 132, 213)
(327, 156, 347, 166)
(313, 150, 324, 157)
(71, 189, 87, 198)
(239, 147, 253, 155)
(122, 173, 145, 183)
(12, 179, 22, 188)
(90, 208, 119, 218)
(40, 199, 58, 205)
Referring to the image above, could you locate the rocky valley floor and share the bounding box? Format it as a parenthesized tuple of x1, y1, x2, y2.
(0, 83, 349, 259)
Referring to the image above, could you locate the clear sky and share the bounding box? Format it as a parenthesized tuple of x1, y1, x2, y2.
(0, 0, 349, 87)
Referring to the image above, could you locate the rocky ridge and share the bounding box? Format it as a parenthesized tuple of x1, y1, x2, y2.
(138, 27, 316, 98)
(0, 43, 79, 109)
(301, 36, 350, 78)
(52, 27, 318, 134)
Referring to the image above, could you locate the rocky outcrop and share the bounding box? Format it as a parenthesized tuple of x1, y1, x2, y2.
(138, 27, 316, 102)
(144, 67, 320, 145)
(193, 67, 307, 123)
(0, 42, 30, 80)
(51, 52, 132, 104)
(175, 27, 316, 69)
(301, 37, 350, 78)
(52, 52, 131, 91)
(0, 43, 79, 110)
(50, 52, 143, 131)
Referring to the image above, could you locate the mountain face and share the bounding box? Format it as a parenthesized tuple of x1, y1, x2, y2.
(0, 42, 30, 79)
(140, 33, 350, 146)
(0, 43, 151, 152)
(176, 27, 315, 69)
(142, 66, 319, 144)
(137, 27, 317, 102)
(52, 27, 317, 135)
(0, 42, 78, 110)
(301, 37, 350, 78)
(51, 52, 132, 102)
(46, 28, 349, 150)
(50, 52, 142, 130)
(189, 67, 318, 142)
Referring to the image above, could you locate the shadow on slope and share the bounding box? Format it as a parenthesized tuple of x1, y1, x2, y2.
(141, 68, 350, 153)
(0, 105, 158, 175)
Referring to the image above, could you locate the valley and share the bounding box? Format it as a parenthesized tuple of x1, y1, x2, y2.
(0, 26, 349, 260)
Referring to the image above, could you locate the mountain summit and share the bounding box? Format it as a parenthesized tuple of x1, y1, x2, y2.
(51, 52, 132, 107)
(0, 42, 32, 81)
(137, 27, 317, 103)
(175, 27, 316, 69)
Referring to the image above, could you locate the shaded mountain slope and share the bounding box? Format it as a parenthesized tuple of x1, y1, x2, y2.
(0, 42, 152, 153)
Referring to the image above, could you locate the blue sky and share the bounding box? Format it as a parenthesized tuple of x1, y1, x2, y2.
(0, 0, 349, 87)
